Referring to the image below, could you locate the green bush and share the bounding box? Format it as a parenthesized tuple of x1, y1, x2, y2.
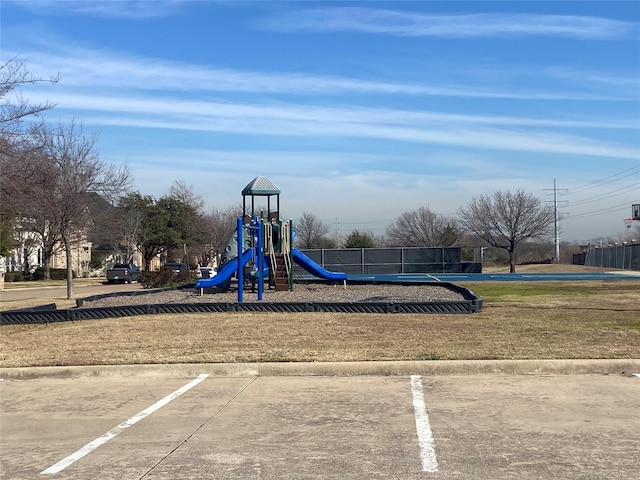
(139, 269, 193, 289)
(31, 267, 76, 280)
(140, 269, 173, 288)
(4, 271, 24, 282)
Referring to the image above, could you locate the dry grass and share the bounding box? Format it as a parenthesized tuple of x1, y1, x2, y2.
(0, 297, 78, 311)
(1, 278, 638, 367)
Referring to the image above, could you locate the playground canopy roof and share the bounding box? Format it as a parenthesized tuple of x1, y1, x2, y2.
(242, 176, 281, 196)
(242, 176, 281, 219)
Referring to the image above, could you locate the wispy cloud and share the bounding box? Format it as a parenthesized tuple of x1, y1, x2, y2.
(32, 91, 638, 130)
(5, 0, 184, 18)
(10, 46, 635, 102)
(546, 67, 640, 98)
(27, 91, 639, 161)
(8, 37, 637, 162)
(10, 36, 640, 162)
(257, 8, 636, 39)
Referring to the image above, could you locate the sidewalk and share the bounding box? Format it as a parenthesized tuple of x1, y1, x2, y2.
(1, 278, 104, 290)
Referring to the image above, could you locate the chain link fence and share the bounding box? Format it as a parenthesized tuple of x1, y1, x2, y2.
(583, 244, 640, 270)
(295, 247, 481, 275)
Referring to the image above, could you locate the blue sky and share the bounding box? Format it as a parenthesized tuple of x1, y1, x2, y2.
(2, 0, 639, 243)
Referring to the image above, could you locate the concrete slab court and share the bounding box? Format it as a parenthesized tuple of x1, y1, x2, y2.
(1, 372, 639, 479)
(40, 374, 210, 475)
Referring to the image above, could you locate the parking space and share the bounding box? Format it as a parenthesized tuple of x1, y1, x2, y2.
(1, 373, 638, 479)
(426, 375, 640, 480)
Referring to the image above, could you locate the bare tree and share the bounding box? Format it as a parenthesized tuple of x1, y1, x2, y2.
(166, 181, 209, 266)
(457, 190, 555, 273)
(0, 58, 59, 136)
(294, 212, 332, 249)
(1, 59, 58, 258)
(196, 204, 243, 267)
(1, 136, 65, 275)
(0, 136, 25, 256)
(120, 193, 166, 271)
(29, 120, 130, 298)
(168, 180, 205, 214)
(114, 193, 146, 263)
(386, 207, 465, 247)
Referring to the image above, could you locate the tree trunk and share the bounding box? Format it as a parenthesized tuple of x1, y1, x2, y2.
(144, 253, 152, 272)
(64, 235, 74, 299)
(509, 249, 516, 273)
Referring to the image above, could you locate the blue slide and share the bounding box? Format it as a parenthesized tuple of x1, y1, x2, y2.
(292, 248, 347, 281)
(195, 248, 254, 288)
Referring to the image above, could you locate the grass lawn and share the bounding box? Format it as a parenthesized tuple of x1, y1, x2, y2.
(1, 278, 638, 368)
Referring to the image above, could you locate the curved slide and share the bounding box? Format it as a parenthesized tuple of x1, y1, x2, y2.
(195, 248, 253, 289)
(292, 248, 347, 281)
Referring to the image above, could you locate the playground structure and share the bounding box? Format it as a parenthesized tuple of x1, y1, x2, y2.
(195, 176, 347, 301)
(1, 175, 486, 323)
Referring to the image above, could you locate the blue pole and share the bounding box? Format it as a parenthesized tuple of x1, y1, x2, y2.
(257, 219, 263, 301)
(237, 216, 243, 303)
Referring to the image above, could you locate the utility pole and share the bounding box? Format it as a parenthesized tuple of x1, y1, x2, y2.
(545, 179, 568, 263)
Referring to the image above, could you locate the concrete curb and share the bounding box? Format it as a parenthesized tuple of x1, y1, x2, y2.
(2, 359, 639, 379)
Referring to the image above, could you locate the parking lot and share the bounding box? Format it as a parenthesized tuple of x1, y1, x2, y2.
(1, 370, 638, 479)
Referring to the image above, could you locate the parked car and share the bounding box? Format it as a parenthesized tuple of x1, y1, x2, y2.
(106, 263, 141, 284)
(163, 262, 189, 274)
(196, 266, 218, 279)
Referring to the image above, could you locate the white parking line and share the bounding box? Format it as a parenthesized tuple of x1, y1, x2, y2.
(41, 374, 209, 475)
(410, 375, 438, 473)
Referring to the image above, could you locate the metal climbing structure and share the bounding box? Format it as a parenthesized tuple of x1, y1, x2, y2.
(195, 176, 345, 301)
(241, 176, 293, 292)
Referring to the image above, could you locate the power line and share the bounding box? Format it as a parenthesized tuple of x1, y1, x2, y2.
(568, 182, 640, 207)
(558, 164, 639, 226)
(567, 201, 633, 219)
(564, 164, 640, 196)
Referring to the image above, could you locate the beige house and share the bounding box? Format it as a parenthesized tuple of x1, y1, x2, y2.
(1, 223, 92, 278)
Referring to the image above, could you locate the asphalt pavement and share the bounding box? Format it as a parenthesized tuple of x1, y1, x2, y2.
(1, 365, 639, 480)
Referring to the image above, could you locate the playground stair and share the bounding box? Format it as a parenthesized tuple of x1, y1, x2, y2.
(270, 253, 290, 291)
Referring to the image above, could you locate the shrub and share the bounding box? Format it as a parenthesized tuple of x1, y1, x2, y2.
(139, 269, 193, 289)
(31, 267, 76, 280)
(173, 269, 193, 284)
(140, 269, 173, 288)
(4, 271, 24, 282)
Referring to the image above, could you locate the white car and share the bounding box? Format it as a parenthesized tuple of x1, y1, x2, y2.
(196, 266, 218, 279)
